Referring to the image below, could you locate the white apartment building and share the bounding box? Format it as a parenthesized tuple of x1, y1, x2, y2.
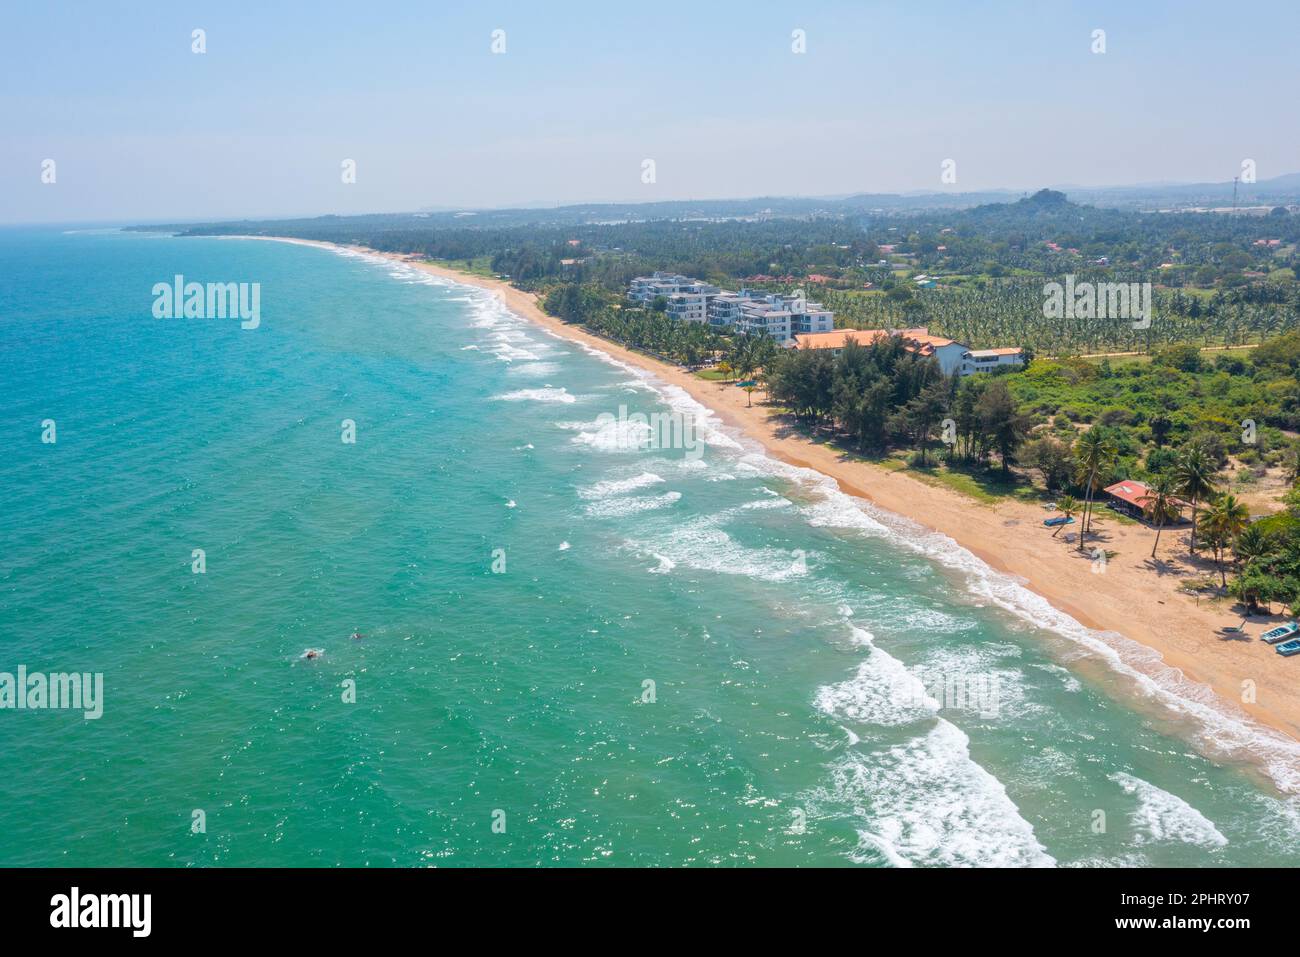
(627, 271, 718, 305)
(627, 274, 835, 345)
(734, 301, 793, 343)
(665, 291, 710, 323)
(791, 303, 834, 336)
(734, 292, 833, 345)
(705, 292, 747, 328)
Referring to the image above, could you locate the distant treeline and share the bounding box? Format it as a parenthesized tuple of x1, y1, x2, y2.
(165, 189, 1300, 353)
(163, 189, 1300, 294)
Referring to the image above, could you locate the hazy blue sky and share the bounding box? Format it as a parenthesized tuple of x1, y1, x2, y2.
(3, 0, 1296, 223)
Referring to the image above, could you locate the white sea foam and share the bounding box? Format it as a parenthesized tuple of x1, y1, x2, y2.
(1243, 791, 1300, 855)
(1030, 662, 1083, 693)
(814, 628, 940, 727)
(569, 342, 738, 454)
(578, 472, 665, 500)
(568, 417, 653, 452)
(468, 294, 512, 329)
(916, 643, 1039, 721)
(817, 721, 1055, 868)
(851, 831, 915, 868)
(881, 604, 977, 637)
(507, 361, 561, 377)
(484, 326, 549, 362)
(584, 491, 682, 519)
(740, 496, 793, 511)
(492, 344, 543, 362)
(1065, 852, 1153, 868)
(495, 387, 576, 404)
(1110, 772, 1229, 848)
(1019, 746, 1083, 788)
(626, 514, 810, 583)
(810, 623, 1051, 866)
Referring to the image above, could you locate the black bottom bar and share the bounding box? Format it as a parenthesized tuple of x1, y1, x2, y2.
(0, 867, 1282, 943)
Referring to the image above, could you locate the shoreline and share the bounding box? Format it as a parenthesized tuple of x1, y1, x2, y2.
(235, 235, 1300, 789)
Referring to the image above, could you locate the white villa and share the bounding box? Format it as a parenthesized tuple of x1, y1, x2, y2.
(628, 273, 833, 345)
(964, 347, 1027, 374)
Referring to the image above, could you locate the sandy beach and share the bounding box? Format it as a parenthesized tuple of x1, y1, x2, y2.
(249, 236, 1300, 773)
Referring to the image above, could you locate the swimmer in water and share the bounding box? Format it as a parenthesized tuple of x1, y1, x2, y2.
(350, 630, 365, 641)
(303, 648, 323, 660)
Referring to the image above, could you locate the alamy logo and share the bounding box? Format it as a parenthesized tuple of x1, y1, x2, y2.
(899, 669, 1001, 718)
(592, 404, 704, 459)
(0, 666, 103, 719)
(1043, 275, 1151, 329)
(152, 274, 261, 329)
(50, 887, 151, 937)
(940, 417, 957, 445)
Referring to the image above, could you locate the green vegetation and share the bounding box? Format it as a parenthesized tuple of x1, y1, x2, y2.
(1006, 337, 1300, 480)
(1226, 490, 1300, 611)
(428, 255, 495, 277)
(762, 338, 1030, 470)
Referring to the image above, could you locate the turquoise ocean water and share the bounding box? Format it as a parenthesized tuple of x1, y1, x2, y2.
(1, 227, 1298, 866)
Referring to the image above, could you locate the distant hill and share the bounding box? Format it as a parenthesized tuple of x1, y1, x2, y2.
(1060, 173, 1300, 209)
(132, 175, 1300, 238)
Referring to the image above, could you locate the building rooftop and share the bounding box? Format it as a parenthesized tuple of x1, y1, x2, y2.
(793, 329, 886, 350)
(1104, 480, 1189, 510)
(898, 327, 959, 349)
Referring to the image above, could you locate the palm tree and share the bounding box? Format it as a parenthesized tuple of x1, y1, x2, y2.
(1201, 493, 1250, 586)
(1233, 522, 1273, 568)
(1173, 443, 1218, 554)
(731, 336, 758, 385)
(1137, 474, 1181, 559)
(1053, 494, 1079, 538)
(1073, 430, 1118, 553)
